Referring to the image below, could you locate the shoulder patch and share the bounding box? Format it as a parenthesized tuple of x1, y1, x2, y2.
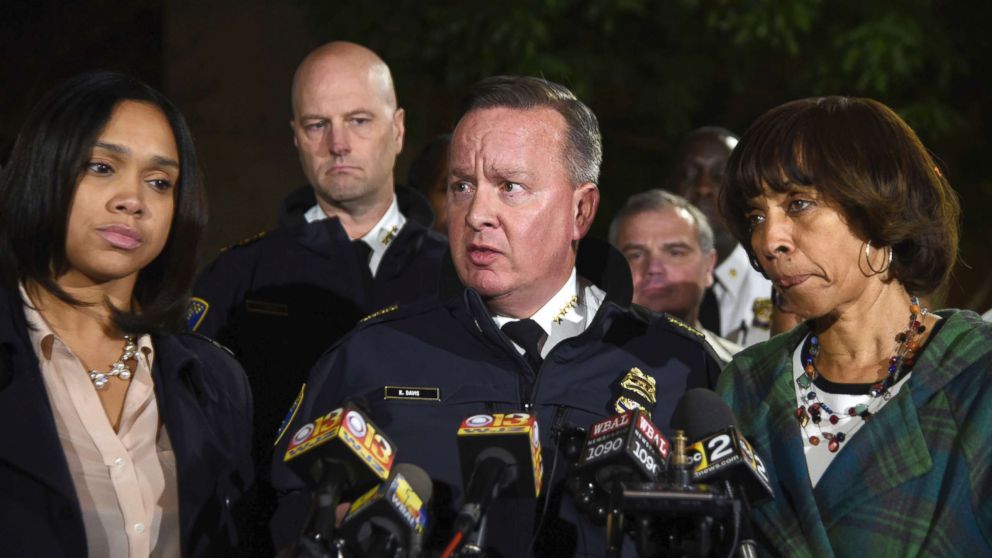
(220, 230, 268, 252)
(274, 383, 306, 447)
(665, 315, 705, 338)
(186, 297, 209, 331)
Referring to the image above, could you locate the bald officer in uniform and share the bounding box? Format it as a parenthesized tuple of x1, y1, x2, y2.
(271, 76, 720, 556)
(190, 42, 446, 553)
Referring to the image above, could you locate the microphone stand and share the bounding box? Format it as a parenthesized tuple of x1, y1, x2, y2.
(294, 461, 349, 558)
(459, 513, 489, 557)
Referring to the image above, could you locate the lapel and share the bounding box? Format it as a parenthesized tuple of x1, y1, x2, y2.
(740, 328, 835, 557)
(814, 310, 979, 529)
(152, 335, 227, 541)
(813, 388, 930, 528)
(0, 289, 80, 509)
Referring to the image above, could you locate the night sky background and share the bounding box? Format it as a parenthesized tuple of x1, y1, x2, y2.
(3, 0, 990, 310)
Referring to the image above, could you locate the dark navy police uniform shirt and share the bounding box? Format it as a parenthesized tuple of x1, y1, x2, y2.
(270, 238, 721, 557)
(190, 186, 448, 454)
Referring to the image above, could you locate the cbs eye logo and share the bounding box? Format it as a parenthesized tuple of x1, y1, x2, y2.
(292, 423, 314, 445)
(345, 410, 368, 437)
(465, 414, 494, 428)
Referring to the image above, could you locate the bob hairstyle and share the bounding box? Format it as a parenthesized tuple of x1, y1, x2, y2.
(719, 96, 960, 296)
(0, 71, 207, 333)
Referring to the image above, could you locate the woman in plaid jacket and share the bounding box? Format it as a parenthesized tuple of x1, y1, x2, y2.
(715, 96, 991, 556)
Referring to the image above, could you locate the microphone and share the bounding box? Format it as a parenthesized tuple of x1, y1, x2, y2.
(337, 463, 433, 558)
(453, 412, 543, 539)
(671, 389, 772, 504)
(567, 409, 670, 523)
(284, 404, 397, 556)
(671, 388, 773, 558)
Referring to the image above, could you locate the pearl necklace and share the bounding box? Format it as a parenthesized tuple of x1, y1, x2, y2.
(794, 297, 927, 452)
(88, 335, 138, 390)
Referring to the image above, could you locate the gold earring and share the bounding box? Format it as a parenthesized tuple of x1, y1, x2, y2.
(864, 240, 892, 274)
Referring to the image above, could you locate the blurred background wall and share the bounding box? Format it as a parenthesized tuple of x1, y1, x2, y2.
(3, 0, 990, 310)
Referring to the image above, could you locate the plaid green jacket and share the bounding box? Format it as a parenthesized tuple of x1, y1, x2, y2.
(717, 309, 992, 557)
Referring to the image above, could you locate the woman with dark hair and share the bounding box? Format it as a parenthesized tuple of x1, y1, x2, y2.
(0, 72, 253, 556)
(716, 96, 991, 555)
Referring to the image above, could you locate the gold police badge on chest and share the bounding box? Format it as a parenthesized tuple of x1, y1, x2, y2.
(613, 366, 657, 419)
(752, 297, 772, 329)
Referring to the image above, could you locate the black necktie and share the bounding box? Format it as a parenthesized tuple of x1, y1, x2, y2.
(501, 319, 546, 370)
(352, 239, 374, 294)
(699, 287, 721, 335)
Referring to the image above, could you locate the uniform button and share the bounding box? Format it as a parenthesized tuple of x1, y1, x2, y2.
(113, 457, 125, 468)
(134, 523, 145, 534)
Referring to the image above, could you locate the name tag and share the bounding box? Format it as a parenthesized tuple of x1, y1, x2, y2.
(384, 386, 441, 401)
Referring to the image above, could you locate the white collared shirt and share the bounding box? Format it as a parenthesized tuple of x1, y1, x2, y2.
(492, 268, 606, 359)
(713, 243, 773, 347)
(304, 194, 406, 276)
(20, 285, 180, 558)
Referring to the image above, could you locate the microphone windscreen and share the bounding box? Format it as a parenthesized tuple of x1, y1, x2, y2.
(671, 388, 735, 439)
(394, 463, 433, 506)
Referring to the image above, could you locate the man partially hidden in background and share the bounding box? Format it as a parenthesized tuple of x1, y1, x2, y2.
(610, 189, 743, 365)
(670, 127, 774, 346)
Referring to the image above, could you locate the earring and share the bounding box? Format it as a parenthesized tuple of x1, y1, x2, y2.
(865, 240, 893, 274)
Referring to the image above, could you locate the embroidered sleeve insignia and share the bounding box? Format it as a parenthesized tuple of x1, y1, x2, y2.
(273, 383, 306, 447)
(186, 297, 209, 331)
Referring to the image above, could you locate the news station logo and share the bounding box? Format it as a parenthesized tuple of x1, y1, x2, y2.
(458, 412, 535, 435)
(686, 428, 770, 486)
(285, 406, 395, 480)
(457, 413, 543, 497)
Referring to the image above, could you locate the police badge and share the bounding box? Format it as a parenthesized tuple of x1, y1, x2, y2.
(613, 367, 657, 418)
(752, 297, 773, 329)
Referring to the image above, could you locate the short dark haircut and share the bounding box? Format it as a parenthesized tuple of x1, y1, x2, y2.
(683, 126, 739, 144)
(0, 71, 207, 333)
(719, 96, 959, 296)
(457, 75, 602, 185)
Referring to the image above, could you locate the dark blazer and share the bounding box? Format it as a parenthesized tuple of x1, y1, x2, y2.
(0, 286, 254, 557)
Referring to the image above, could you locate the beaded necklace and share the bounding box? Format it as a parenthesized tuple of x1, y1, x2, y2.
(794, 297, 927, 453)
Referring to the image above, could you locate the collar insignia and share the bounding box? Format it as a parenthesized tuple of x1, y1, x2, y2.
(381, 225, 400, 246)
(553, 295, 579, 324)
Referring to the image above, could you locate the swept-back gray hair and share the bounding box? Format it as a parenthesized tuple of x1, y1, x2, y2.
(457, 75, 601, 185)
(608, 189, 715, 253)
